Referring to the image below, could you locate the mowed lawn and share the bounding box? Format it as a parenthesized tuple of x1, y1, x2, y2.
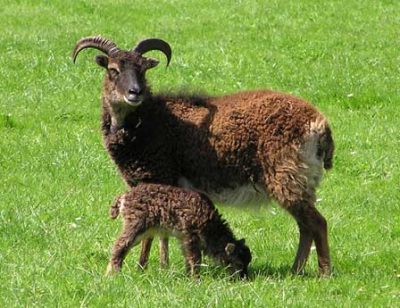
(0, 0, 399, 306)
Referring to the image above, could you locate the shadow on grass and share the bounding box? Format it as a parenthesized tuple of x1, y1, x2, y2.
(248, 263, 317, 280)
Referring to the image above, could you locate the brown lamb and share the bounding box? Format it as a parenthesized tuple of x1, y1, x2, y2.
(106, 183, 252, 278)
(73, 36, 335, 276)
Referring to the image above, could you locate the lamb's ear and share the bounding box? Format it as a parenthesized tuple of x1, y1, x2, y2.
(225, 243, 236, 256)
(95, 55, 108, 69)
(144, 57, 159, 70)
(239, 238, 246, 245)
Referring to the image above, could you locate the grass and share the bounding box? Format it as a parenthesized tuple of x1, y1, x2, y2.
(0, 0, 399, 306)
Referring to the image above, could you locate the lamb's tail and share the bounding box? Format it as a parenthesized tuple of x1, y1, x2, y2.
(110, 196, 121, 219)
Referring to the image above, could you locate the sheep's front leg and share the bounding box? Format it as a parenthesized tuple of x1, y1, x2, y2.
(138, 237, 170, 269)
(160, 237, 169, 268)
(182, 235, 201, 277)
(138, 238, 153, 269)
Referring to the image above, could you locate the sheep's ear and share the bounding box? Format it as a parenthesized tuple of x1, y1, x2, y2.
(95, 55, 108, 69)
(239, 238, 246, 245)
(225, 243, 236, 256)
(144, 57, 159, 70)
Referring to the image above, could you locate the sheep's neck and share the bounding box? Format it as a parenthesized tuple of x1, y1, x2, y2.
(109, 105, 136, 132)
(100, 98, 142, 134)
(202, 216, 235, 260)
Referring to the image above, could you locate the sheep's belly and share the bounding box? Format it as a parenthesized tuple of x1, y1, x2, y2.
(134, 227, 184, 246)
(178, 177, 269, 206)
(210, 183, 270, 206)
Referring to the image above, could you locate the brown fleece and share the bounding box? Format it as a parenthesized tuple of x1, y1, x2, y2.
(103, 89, 334, 201)
(102, 89, 334, 276)
(107, 183, 252, 278)
(93, 46, 334, 276)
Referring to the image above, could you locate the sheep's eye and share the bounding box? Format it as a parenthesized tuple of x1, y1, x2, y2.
(108, 68, 120, 78)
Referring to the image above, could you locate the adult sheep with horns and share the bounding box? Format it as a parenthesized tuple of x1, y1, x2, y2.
(72, 36, 335, 276)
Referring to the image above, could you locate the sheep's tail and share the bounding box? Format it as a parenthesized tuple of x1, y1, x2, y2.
(308, 116, 334, 170)
(110, 196, 121, 219)
(317, 120, 335, 170)
(321, 125, 334, 170)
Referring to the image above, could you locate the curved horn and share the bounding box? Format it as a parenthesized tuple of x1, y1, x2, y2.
(133, 38, 172, 66)
(72, 36, 120, 63)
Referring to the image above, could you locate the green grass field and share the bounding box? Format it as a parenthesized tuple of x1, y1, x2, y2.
(1, 0, 399, 306)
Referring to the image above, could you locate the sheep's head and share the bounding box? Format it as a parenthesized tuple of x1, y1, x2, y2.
(72, 36, 171, 110)
(224, 239, 252, 279)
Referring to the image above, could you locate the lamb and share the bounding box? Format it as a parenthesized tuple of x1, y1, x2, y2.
(106, 183, 252, 278)
(72, 36, 335, 276)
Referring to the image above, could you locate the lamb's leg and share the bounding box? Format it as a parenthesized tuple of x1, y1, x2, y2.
(289, 204, 331, 276)
(160, 237, 169, 268)
(106, 221, 144, 275)
(182, 235, 201, 277)
(138, 238, 153, 269)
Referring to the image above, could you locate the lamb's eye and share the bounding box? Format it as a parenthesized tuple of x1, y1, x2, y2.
(108, 68, 120, 78)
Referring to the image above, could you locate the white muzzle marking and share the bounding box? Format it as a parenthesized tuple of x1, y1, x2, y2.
(124, 96, 142, 107)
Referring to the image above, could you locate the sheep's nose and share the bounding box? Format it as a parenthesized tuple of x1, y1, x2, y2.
(239, 269, 248, 280)
(128, 86, 142, 95)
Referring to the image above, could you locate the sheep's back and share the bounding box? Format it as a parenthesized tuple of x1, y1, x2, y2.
(209, 90, 322, 162)
(160, 90, 328, 193)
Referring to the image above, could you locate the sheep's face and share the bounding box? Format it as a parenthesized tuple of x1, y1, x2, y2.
(224, 239, 252, 279)
(96, 52, 159, 109)
(73, 37, 171, 128)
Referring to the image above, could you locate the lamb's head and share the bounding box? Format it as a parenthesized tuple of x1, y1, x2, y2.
(72, 36, 171, 110)
(224, 239, 252, 279)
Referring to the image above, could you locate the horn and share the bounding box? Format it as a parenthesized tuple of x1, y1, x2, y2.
(132, 38, 172, 66)
(72, 36, 120, 63)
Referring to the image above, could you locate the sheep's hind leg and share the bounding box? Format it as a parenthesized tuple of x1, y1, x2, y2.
(289, 203, 331, 276)
(106, 221, 144, 275)
(288, 208, 313, 275)
(138, 238, 153, 269)
(265, 156, 331, 276)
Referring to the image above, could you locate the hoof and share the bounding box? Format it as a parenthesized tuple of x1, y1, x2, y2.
(291, 266, 306, 276)
(105, 262, 119, 276)
(318, 266, 332, 278)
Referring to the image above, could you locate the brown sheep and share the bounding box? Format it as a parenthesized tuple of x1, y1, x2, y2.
(106, 183, 252, 278)
(73, 36, 334, 276)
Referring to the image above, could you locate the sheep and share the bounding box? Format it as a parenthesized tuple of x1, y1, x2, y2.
(72, 36, 335, 276)
(106, 183, 252, 278)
